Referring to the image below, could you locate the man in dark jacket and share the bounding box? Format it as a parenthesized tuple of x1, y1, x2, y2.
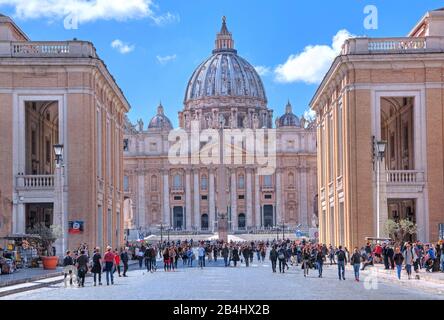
(387, 246, 395, 269)
(336, 246, 347, 280)
(76, 250, 89, 287)
(63, 250, 75, 286)
(120, 247, 129, 277)
(221, 244, 229, 267)
(269, 246, 278, 273)
(242, 246, 251, 267)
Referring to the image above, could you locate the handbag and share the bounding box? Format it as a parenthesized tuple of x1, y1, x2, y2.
(278, 253, 285, 260)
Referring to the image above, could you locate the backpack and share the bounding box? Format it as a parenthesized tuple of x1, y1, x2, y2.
(337, 250, 346, 261)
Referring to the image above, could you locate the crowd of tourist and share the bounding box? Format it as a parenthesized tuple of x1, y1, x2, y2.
(62, 238, 444, 287)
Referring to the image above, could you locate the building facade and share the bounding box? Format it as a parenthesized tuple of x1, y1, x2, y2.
(123, 18, 318, 235)
(0, 15, 130, 254)
(311, 9, 444, 249)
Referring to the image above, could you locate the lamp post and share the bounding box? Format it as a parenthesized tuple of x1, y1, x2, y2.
(374, 138, 387, 239)
(53, 144, 65, 257)
(281, 220, 285, 240)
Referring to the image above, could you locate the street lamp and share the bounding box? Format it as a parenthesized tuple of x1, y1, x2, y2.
(53, 144, 65, 257)
(281, 220, 285, 240)
(53, 144, 64, 167)
(373, 137, 387, 239)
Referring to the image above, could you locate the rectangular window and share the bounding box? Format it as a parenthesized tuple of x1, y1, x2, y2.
(337, 102, 343, 176)
(123, 139, 129, 151)
(201, 195, 208, 200)
(328, 115, 334, 183)
(238, 195, 245, 200)
(174, 196, 182, 201)
(123, 176, 129, 192)
(264, 194, 272, 200)
(264, 175, 272, 187)
(106, 121, 111, 182)
(45, 138, 51, 164)
(31, 130, 37, 156)
(97, 110, 102, 178)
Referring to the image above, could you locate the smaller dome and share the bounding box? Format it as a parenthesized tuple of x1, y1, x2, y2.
(278, 101, 300, 127)
(148, 103, 173, 130)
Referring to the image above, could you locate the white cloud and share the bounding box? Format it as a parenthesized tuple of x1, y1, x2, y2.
(0, 0, 179, 26)
(274, 29, 355, 84)
(111, 39, 135, 54)
(156, 54, 177, 64)
(254, 65, 271, 77)
(303, 109, 316, 121)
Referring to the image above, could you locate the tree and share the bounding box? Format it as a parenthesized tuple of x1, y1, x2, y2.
(27, 223, 63, 256)
(384, 219, 417, 245)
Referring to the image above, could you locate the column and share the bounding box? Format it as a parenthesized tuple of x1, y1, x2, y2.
(209, 168, 215, 232)
(138, 172, 146, 229)
(193, 169, 200, 231)
(185, 169, 192, 231)
(300, 166, 308, 228)
(231, 169, 237, 231)
(276, 169, 282, 226)
(246, 168, 253, 228)
(254, 170, 261, 229)
(16, 203, 26, 234)
(163, 171, 170, 226)
(53, 166, 66, 258)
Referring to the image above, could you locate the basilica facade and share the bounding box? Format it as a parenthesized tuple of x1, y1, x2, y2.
(123, 18, 317, 235)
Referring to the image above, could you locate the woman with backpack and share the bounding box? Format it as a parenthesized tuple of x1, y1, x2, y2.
(403, 242, 415, 280)
(278, 246, 287, 273)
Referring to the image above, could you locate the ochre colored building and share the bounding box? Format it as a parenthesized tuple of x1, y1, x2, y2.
(0, 15, 130, 255)
(311, 9, 444, 249)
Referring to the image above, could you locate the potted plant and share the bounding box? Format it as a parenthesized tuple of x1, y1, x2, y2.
(27, 223, 63, 270)
(384, 219, 418, 246)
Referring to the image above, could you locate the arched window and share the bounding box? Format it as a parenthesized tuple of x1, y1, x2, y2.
(173, 174, 182, 188)
(201, 214, 209, 230)
(238, 213, 246, 230)
(151, 175, 158, 191)
(201, 174, 208, 190)
(238, 174, 245, 189)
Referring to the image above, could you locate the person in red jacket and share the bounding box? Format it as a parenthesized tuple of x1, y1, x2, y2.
(114, 248, 121, 277)
(103, 246, 116, 285)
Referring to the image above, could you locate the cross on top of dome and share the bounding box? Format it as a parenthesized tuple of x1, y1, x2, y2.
(214, 16, 236, 54)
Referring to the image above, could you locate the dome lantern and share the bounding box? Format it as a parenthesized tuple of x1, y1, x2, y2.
(213, 16, 236, 54)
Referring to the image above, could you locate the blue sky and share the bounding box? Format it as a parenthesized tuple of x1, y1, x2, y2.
(1, 0, 442, 127)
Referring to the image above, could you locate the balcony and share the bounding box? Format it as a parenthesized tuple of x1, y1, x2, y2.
(0, 41, 98, 58)
(386, 170, 425, 194)
(261, 185, 274, 192)
(16, 175, 54, 190)
(171, 186, 184, 194)
(341, 37, 444, 55)
(386, 170, 425, 184)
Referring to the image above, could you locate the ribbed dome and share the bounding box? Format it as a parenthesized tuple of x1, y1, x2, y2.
(148, 103, 173, 130)
(184, 17, 267, 104)
(278, 101, 301, 127)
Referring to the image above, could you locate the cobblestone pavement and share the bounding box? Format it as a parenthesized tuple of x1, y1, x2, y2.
(1, 258, 443, 300)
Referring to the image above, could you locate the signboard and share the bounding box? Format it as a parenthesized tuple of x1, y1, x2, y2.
(439, 224, 444, 241)
(309, 228, 319, 240)
(295, 230, 302, 238)
(68, 221, 84, 234)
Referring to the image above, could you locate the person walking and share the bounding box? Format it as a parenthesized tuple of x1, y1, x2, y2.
(76, 250, 89, 287)
(403, 242, 415, 280)
(315, 246, 324, 278)
(328, 245, 336, 265)
(302, 245, 311, 277)
(394, 247, 404, 280)
(144, 247, 151, 272)
(137, 247, 144, 269)
(232, 246, 240, 267)
(222, 244, 229, 267)
(120, 247, 129, 277)
(114, 249, 121, 277)
(104, 246, 116, 285)
(63, 250, 75, 286)
(336, 245, 347, 281)
(278, 246, 286, 273)
(350, 248, 362, 282)
(198, 244, 206, 269)
(163, 247, 170, 272)
(91, 247, 103, 286)
(269, 245, 278, 273)
(242, 246, 251, 267)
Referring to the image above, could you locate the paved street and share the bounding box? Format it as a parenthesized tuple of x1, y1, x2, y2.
(1, 258, 442, 300)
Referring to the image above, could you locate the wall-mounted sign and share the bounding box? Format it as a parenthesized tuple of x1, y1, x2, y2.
(68, 221, 84, 234)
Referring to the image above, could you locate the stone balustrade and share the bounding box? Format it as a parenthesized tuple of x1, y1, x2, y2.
(386, 170, 425, 184)
(341, 36, 444, 55)
(16, 175, 54, 189)
(0, 41, 98, 58)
